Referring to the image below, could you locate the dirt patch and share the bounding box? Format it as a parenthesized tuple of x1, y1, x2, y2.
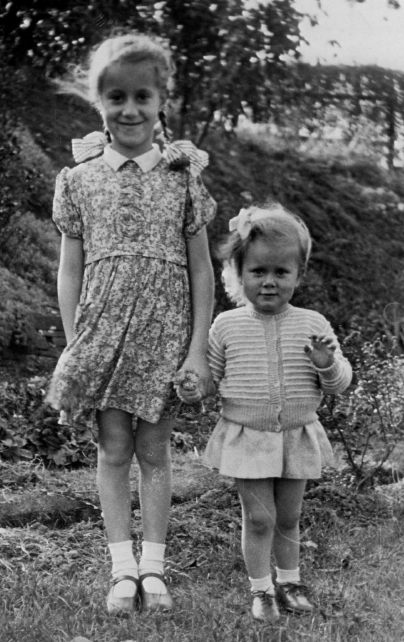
(0, 451, 232, 529)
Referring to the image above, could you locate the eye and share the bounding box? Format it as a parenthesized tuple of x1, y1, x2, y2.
(276, 268, 288, 276)
(107, 92, 124, 103)
(137, 90, 152, 102)
(252, 268, 265, 276)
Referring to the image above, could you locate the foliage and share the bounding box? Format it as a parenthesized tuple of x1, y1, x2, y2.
(0, 267, 56, 352)
(1, 212, 59, 294)
(155, 0, 302, 141)
(0, 0, 303, 141)
(0, 58, 26, 238)
(320, 333, 404, 489)
(0, 375, 96, 467)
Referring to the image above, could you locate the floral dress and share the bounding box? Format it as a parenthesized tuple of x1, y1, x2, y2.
(46, 146, 216, 431)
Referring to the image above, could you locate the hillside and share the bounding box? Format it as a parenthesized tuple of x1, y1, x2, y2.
(2, 68, 404, 354)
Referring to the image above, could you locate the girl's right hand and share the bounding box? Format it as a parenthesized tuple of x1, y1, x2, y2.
(173, 364, 215, 404)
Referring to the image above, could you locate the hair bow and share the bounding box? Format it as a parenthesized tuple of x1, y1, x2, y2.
(71, 131, 209, 176)
(228, 207, 272, 240)
(163, 140, 209, 177)
(72, 131, 108, 164)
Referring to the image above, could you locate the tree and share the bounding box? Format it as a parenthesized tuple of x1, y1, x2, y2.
(0, 0, 303, 142)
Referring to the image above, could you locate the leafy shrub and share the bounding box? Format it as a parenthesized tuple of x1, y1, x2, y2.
(320, 333, 404, 489)
(0, 376, 96, 467)
(0, 266, 58, 352)
(0, 212, 59, 295)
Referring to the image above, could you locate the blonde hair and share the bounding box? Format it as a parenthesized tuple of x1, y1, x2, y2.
(56, 32, 174, 108)
(220, 202, 312, 305)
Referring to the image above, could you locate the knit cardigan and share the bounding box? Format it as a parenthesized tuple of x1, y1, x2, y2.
(207, 304, 352, 432)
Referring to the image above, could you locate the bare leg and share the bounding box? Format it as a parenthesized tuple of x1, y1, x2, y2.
(97, 409, 138, 610)
(134, 417, 173, 543)
(272, 479, 313, 613)
(97, 408, 135, 543)
(236, 478, 276, 580)
(273, 478, 306, 570)
(134, 417, 174, 604)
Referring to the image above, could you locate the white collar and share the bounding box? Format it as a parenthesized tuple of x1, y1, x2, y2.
(103, 144, 162, 173)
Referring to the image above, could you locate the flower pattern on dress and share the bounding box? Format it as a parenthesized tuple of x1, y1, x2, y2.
(47, 154, 216, 433)
(52, 155, 216, 266)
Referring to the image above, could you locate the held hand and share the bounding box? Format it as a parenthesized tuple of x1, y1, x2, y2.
(174, 355, 216, 404)
(304, 334, 336, 369)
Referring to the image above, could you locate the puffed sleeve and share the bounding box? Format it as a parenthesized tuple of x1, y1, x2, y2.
(184, 172, 217, 239)
(52, 167, 83, 238)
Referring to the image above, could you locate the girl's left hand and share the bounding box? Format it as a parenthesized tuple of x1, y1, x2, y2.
(304, 334, 336, 369)
(175, 355, 216, 404)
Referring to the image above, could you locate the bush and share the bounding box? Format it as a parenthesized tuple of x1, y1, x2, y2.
(0, 375, 96, 467)
(320, 332, 404, 489)
(0, 212, 59, 296)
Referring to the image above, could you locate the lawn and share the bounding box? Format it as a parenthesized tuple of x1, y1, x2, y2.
(1, 434, 403, 642)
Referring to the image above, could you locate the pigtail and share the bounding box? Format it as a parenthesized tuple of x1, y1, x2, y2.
(159, 110, 171, 144)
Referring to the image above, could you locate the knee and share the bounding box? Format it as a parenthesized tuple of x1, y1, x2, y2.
(98, 440, 134, 468)
(244, 506, 274, 536)
(276, 508, 301, 531)
(135, 439, 170, 470)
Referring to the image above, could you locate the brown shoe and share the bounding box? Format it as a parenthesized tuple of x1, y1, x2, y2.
(251, 589, 280, 623)
(276, 582, 314, 614)
(107, 575, 139, 615)
(139, 572, 174, 612)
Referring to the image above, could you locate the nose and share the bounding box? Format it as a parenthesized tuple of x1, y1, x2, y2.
(122, 99, 139, 117)
(262, 273, 276, 287)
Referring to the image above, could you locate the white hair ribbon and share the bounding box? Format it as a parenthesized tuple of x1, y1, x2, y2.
(71, 131, 209, 176)
(72, 131, 108, 164)
(228, 207, 274, 240)
(163, 139, 209, 177)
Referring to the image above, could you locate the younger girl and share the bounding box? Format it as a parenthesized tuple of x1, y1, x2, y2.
(47, 33, 216, 614)
(204, 203, 352, 622)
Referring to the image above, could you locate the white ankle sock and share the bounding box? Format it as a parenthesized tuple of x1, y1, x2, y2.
(138, 541, 167, 595)
(275, 567, 300, 584)
(249, 573, 275, 594)
(108, 540, 138, 598)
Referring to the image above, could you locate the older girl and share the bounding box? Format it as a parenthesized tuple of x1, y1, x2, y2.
(47, 32, 216, 614)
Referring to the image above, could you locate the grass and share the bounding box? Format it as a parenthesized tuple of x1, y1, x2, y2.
(1, 455, 403, 642)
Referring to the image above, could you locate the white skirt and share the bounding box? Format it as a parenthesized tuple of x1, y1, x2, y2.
(203, 417, 334, 479)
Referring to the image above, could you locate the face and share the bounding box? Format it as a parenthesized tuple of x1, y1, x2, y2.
(241, 238, 301, 315)
(99, 60, 161, 158)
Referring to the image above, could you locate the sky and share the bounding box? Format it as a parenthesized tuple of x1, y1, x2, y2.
(295, 0, 404, 71)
